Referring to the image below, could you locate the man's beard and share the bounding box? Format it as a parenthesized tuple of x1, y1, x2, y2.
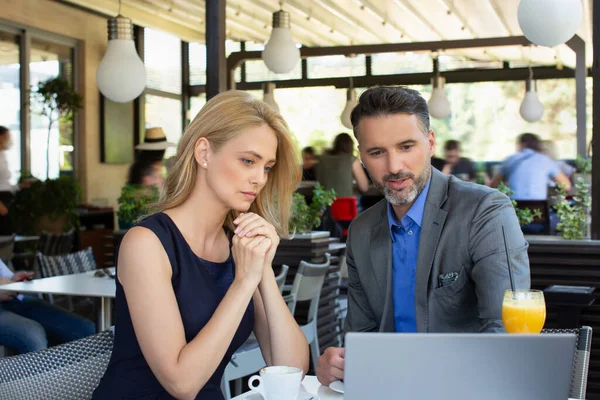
(373, 165, 431, 206)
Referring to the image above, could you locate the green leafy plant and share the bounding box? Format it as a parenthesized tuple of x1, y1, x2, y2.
(11, 176, 81, 235)
(290, 184, 337, 233)
(497, 182, 542, 226)
(574, 155, 592, 174)
(31, 77, 83, 178)
(554, 177, 591, 240)
(117, 184, 159, 227)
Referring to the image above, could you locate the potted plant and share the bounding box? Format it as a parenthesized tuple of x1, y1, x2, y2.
(117, 184, 159, 230)
(553, 177, 591, 240)
(497, 182, 541, 226)
(11, 176, 81, 234)
(289, 183, 336, 235)
(31, 77, 83, 178)
(572, 155, 592, 190)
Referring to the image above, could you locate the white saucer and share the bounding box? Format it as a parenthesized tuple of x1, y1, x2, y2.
(244, 391, 319, 400)
(328, 380, 344, 394)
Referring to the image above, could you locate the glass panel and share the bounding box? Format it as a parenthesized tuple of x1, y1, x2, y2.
(144, 28, 182, 94)
(413, 80, 577, 162)
(29, 37, 73, 181)
(189, 94, 206, 122)
(439, 55, 503, 71)
(190, 40, 242, 85)
(0, 31, 20, 185)
(371, 52, 433, 75)
(307, 55, 366, 79)
(145, 94, 182, 158)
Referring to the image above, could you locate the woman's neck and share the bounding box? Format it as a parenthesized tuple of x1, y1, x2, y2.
(165, 184, 231, 252)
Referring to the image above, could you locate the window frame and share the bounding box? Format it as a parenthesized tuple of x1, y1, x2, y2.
(0, 19, 81, 180)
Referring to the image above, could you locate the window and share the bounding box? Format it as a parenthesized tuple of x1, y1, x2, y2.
(189, 94, 206, 122)
(29, 37, 74, 180)
(190, 40, 241, 85)
(307, 55, 366, 79)
(144, 29, 181, 94)
(371, 52, 432, 75)
(145, 95, 182, 158)
(144, 28, 183, 156)
(0, 31, 20, 185)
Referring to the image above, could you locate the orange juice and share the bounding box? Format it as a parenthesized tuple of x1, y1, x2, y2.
(502, 298, 546, 334)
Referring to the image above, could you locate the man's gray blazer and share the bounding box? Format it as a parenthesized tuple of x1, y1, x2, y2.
(344, 168, 531, 333)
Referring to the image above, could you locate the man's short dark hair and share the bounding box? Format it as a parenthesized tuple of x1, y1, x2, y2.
(350, 86, 430, 137)
(518, 133, 541, 152)
(0, 126, 8, 136)
(444, 140, 461, 152)
(302, 146, 316, 156)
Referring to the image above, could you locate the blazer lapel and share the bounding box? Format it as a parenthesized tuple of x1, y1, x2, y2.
(369, 202, 394, 332)
(415, 169, 449, 332)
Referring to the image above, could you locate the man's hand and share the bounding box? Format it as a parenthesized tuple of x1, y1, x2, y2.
(0, 201, 7, 216)
(316, 347, 345, 386)
(11, 271, 34, 282)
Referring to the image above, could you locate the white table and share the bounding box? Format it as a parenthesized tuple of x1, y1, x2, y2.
(233, 376, 343, 399)
(0, 268, 116, 331)
(233, 376, 580, 400)
(0, 235, 40, 243)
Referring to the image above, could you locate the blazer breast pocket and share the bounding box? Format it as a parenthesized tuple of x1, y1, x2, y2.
(432, 267, 469, 298)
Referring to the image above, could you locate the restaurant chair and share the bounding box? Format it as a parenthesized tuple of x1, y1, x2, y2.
(274, 264, 289, 293)
(0, 329, 113, 400)
(38, 229, 75, 256)
(36, 247, 97, 310)
(284, 254, 331, 371)
(542, 326, 592, 399)
(220, 265, 291, 399)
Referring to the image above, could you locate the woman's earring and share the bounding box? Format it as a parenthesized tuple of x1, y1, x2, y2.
(203, 161, 207, 167)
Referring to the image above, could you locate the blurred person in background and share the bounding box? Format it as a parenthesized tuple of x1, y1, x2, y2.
(0, 258, 95, 354)
(127, 160, 165, 190)
(317, 133, 369, 196)
(0, 126, 32, 235)
(301, 146, 318, 181)
(440, 140, 477, 182)
(491, 133, 571, 199)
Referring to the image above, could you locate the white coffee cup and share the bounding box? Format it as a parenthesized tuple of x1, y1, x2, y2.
(248, 366, 303, 400)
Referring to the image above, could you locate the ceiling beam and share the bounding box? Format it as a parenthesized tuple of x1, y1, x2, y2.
(192, 65, 587, 95)
(227, 36, 533, 70)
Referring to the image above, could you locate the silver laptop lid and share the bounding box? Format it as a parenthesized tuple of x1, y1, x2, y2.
(345, 333, 576, 400)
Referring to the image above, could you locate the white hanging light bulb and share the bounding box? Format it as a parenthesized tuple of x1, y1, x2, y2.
(519, 78, 544, 122)
(341, 81, 357, 129)
(428, 60, 451, 119)
(96, 6, 146, 103)
(517, 0, 583, 47)
(263, 82, 280, 111)
(262, 10, 300, 74)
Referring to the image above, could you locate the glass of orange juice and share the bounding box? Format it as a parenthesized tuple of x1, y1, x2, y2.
(502, 290, 546, 334)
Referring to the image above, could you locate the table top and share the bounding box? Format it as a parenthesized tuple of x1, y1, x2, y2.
(233, 376, 580, 400)
(233, 376, 343, 400)
(0, 235, 40, 243)
(0, 268, 116, 298)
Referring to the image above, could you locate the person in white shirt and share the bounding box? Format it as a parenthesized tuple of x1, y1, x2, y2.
(0, 126, 34, 234)
(0, 259, 95, 354)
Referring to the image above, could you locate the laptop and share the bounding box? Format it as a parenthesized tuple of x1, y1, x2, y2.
(344, 332, 576, 400)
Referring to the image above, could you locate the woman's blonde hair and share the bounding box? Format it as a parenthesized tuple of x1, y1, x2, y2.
(153, 90, 301, 237)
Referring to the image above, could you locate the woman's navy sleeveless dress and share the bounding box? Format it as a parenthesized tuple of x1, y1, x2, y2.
(93, 213, 255, 399)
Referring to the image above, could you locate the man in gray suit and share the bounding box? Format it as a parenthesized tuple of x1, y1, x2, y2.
(317, 86, 530, 385)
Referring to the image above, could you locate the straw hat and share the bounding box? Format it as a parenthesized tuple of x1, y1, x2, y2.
(135, 127, 176, 150)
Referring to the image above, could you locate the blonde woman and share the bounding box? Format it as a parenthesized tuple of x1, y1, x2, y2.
(93, 91, 308, 400)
